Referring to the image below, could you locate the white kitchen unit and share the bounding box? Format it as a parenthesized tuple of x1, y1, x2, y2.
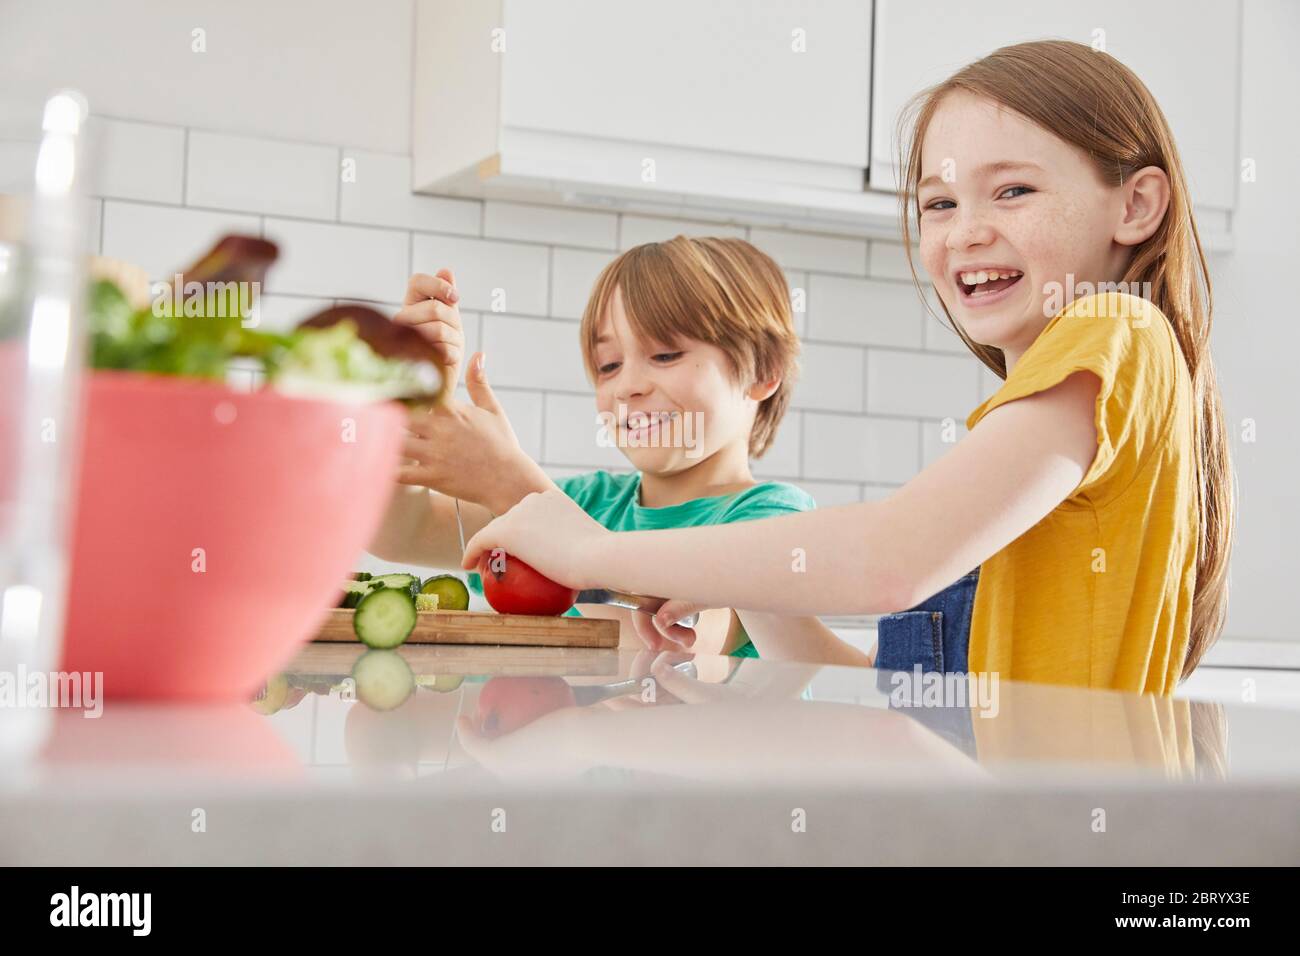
(412, 0, 895, 232)
(869, 0, 1241, 247)
(414, 0, 1242, 245)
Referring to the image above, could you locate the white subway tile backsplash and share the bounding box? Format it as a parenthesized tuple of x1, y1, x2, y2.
(480, 315, 588, 392)
(550, 247, 616, 319)
(796, 480, 862, 507)
(750, 227, 868, 276)
(485, 201, 616, 250)
(341, 150, 479, 234)
(411, 233, 548, 316)
(861, 484, 899, 502)
(187, 131, 337, 219)
(921, 289, 970, 354)
(543, 465, 595, 483)
(263, 218, 407, 301)
(791, 342, 864, 412)
(921, 418, 968, 467)
(619, 215, 746, 248)
(252, 294, 333, 332)
(452, 382, 535, 457)
(543, 393, 627, 469)
(786, 269, 808, 338)
(803, 413, 918, 484)
(458, 311, 483, 367)
(807, 275, 925, 348)
(923, 310, 972, 354)
(88, 117, 185, 203)
(979, 366, 1004, 402)
(101, 200, 259, 280)
(868, 241, 919, 281)
(491, 387, 544, 462)
(751, 412, 801, 479)
(866, 350, 980, 420)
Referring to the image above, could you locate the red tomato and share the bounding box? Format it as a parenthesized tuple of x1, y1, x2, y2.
(477, 551, 578, 616)
(476, 676, 577, 738)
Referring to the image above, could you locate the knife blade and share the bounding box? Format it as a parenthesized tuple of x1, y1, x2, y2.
(569, 659, 699, 706)
(575, 589, 699, 629)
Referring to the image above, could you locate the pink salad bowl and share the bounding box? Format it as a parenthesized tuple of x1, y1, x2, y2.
(61, 371, 405, 700)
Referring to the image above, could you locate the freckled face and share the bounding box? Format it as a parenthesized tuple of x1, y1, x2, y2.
(591, 288, 758, 474)
(917, 91, 1126, 357)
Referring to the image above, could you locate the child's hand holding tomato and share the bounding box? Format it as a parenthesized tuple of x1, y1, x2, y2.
(461, 489, 611, 592)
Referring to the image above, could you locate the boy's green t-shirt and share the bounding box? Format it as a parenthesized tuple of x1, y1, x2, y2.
(468, 471, 817, 657)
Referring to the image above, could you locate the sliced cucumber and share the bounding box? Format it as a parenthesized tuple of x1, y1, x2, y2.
(423, 674, 464, 693)
(250, 673, 290, 714)
(353, 586, 418, 649)
(351, 650, 415, 711)
(338, 579, 373, 609)
(414, 592, 439, 612)
(420, 574, 470, 611)
(371, 572, 421, 597)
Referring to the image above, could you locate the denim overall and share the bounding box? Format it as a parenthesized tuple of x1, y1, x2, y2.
(874, 568, 980, 674)
(873, 568, 981, 758)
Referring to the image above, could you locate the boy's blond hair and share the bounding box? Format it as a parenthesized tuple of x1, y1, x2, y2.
(579, 236, 799, 458)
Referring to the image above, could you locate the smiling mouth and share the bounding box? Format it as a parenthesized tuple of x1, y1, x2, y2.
(957, 269, 1024, 300)
(621, 411, 679, 431)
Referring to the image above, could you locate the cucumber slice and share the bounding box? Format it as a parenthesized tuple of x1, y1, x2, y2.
(353, 586, 417, 649)
(371, 572, 421, 596)
(414, 592, 439, 612)
(338, 579, 373, 608)
(250, 673, 290, 714)
(351, 650, 415, 711)
(420, 574, 470, 611)
(415, 673, 464, 693)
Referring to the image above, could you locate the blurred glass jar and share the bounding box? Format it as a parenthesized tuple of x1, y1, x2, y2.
(0, 91, 93, 761)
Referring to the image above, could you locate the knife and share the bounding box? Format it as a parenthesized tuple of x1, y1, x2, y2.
(569, 659, 699, 706)
(575, 589, 699, 629)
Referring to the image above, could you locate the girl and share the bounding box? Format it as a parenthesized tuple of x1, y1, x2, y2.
(459, 40, 1235, 695)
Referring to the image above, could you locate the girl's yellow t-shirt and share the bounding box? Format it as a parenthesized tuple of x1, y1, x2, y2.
(964, 292, 1199, 695)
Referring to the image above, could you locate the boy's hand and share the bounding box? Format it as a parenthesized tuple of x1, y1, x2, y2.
(630, 602, 713, 651)
(460, 488, 610, 591)
(649, 600, 711, 648)
(394, 270, 464, 391)
(400, 352, 546, 513)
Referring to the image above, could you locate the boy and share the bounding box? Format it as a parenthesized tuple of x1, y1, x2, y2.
(369, 238, 866, 664)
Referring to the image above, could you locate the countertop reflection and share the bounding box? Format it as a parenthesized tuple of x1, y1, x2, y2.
(3, 643, 1297, 865)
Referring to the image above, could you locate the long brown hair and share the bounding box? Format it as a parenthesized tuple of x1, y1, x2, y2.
(896, 40, 1234, 680)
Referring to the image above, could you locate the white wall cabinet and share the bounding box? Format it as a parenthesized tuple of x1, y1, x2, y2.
(870, 0, 1242, 246)
(414, 0, 1242, 243)
(413, 0, 894, 232)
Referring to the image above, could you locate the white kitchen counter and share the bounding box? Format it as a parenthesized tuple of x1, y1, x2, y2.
(1, 643, 1298, 866)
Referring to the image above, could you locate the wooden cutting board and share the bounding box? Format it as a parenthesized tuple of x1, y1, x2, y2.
(314, 608, 619, 648)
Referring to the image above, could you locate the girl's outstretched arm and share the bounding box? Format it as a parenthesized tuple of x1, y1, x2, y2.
(462, 371, 1100, 616)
